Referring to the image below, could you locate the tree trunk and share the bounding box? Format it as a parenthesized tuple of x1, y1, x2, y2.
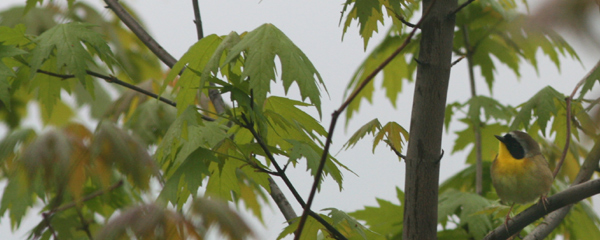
(402, 1, 457, 239)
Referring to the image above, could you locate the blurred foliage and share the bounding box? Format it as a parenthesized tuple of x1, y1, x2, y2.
(0, 0, 599, 239)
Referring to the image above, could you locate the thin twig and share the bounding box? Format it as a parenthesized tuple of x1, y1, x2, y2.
(294, 1, 437, 238)
(37, 180, 124, 239)
(36, 69, 176, 107)
(36, 69, 217, 121)
(553, 97, 572, 179)
(385, 6, 417, 28)
(553, 61, 599, 178)
(52, 180, 124, 213)
(390, 145, 407, 159)
(450, 0, 475, 16)
(451, 55, 466, 66)
(41, 212, 59, 239)
(192, 0, 204, 40)
(75, 207, 94, 240)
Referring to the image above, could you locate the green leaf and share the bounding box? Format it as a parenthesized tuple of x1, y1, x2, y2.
(0, 170, 38, 228)
(510, 86, 564, 134)
(453, 122, 508, 164)
(564, 202, 600, 239)
(340, 0, 385, 49)
(205, 159, 241, 201)
(444, 102, 462, 132)
(124, 98, 177, 146)
(456, 4, 580, 91)
(40, 99, 74, 127)
(439, 162, 493, 196)
(343, 118, 382, 150)
(467, 95, 513, 122)
(0, 43, 28, 110)
(29, 57, 71, 117)
(24, 0, 42, 14)
(29, 22, 118, 85)
(155, 106, 203, 169)
(158, 147, 214, 208)
(438, 190, 494, 239)
(578, 60, 600, 99)
(285, 139, 346, 190)
(349, 187, 404, 239)
(0, 128, 36, 162)
(373, 121, 409, 155)
(224, 24, 325, 116)
(202, 31, 242, 83)
(163, 34, 222, 114)
(0, 24, 29, 46)
(278, 215, 330, 240)
(264, 96, 327, 139)
(324, 208, 369, 240)
(344, 30, 419, 122)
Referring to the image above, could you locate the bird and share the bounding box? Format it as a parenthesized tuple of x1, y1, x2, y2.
(490, 130, 553, 232)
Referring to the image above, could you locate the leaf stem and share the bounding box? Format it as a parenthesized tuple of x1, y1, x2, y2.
(294, 1, 436, 238)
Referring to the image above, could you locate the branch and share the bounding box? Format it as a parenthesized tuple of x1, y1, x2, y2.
(104, 0, 177, 67)
(268, 177, 298, 222)
(554, 60, 600, 178)
(294, 1, 436, 239)
(192, 0, 204, 40)
(483, 178, 600, 240)
(522, 133, 600, 239)
(240, 115, 347, 240)
(37, 69, 218, 122)
(450, 0, 475, 16)
(75, 206, 94, 239)
(35, 180, 124, 239)
(451, 55, 466, 66)
(51, 180, 124, 214)
(36, 69, 174, 106)
(385, 6, 417, 28)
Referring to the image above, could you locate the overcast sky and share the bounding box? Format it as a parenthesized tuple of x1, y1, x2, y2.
(1, 0, 599, 239)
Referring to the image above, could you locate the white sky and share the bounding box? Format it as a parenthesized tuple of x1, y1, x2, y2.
(0, 0, 599, 239)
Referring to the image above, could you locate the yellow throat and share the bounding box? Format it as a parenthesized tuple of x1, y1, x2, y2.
(495, 141, 532, 174)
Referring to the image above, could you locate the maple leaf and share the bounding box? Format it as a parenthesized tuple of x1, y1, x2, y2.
(163, 34, 222, 115)
(224, 24, 326, 116)
(0, 44, 28, 110)
(510, 86, 564, 134)
(29, 22, 118, 86)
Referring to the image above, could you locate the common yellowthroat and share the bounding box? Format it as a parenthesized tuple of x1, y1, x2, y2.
(491, 131, 553, 229)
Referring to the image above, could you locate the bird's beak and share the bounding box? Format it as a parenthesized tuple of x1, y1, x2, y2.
(495, 135, 504, 142)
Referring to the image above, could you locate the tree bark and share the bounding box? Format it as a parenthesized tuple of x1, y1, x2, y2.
(402, 1, 457, 239)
